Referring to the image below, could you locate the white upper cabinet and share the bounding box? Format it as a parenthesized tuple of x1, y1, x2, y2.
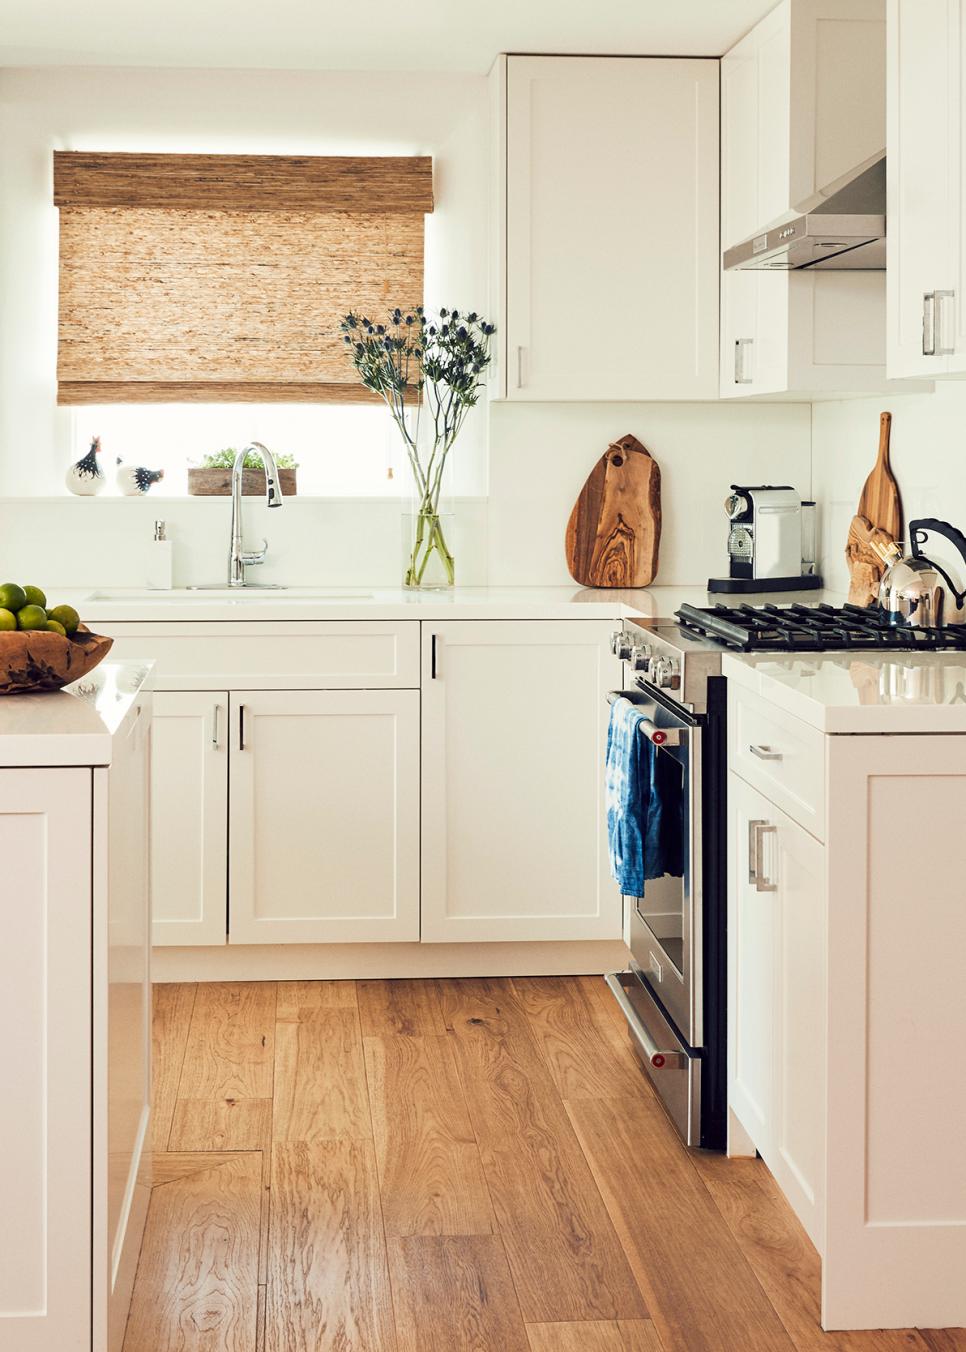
(498, 55, 719, 401)
(887, 0, 966, 377)
(720, 0, 890, 398)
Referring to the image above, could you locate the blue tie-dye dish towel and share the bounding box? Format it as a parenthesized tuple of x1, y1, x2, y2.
(605, 697, 685, 897)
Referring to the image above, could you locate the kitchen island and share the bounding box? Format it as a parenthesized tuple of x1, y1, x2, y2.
(724, 650, 966, 1331)
(0, 661, 152, 1351)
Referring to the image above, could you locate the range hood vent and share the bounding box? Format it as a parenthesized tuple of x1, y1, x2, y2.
(723, 152, 886, 271)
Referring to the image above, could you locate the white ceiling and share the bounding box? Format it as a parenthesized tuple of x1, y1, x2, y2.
(0, 0, 775, 73)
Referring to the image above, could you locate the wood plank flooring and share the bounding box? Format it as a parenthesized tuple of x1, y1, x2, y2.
(127, 976, 961, 1351)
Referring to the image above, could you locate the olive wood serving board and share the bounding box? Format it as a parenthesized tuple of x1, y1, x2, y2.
(846, 514, 897, 608)
(846, 411, 902, 606)
(565, 433, 661, 588)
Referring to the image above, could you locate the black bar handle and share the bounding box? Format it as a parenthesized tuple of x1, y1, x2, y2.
(910, 518, 966, 606)
(239, 703, 246, 751)
(430, 634, 438, 679)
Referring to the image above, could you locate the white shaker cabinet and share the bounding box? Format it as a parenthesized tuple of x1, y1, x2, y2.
(887, 0, 966, 377)
(0, 668, 152, 1352)
(150, 691, 228, 946)
(420, 621, 621, 942)
(227, 690, 420, 944)
(720, 0, 889, 398)
(729, 770, 827, 1251)
(0, 768, 93, 1350)
(497, 55, 719, 401)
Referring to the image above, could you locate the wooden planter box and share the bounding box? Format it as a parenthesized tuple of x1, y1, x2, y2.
(188, 467, 298, 497)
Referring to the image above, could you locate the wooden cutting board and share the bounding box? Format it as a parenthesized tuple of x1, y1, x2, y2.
(565, 434, 661, 588)
(846, 411, 903, 606)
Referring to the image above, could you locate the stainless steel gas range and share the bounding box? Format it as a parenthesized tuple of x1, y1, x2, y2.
(605, 600, 966, 1152)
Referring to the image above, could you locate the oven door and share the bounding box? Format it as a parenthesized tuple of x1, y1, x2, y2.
(611, 686, 702, 1048)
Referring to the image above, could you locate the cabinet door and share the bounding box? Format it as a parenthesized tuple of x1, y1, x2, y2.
(421, 621, 621, 943)
(729, 770, 826, 1250)
(771, 800, 827, 1250)
(729, 773, 777, 1153)
(505, 56, 718, 401)
(228, 690, 419, 944)
(150, 692, 228, 946)
(0, 768, 92, 1349)
(887, 0, 959, 377)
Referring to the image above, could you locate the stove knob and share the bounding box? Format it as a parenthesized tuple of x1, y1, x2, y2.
(652, 656, 681, 691)
(610, 630, 633, 662)
(629, 643, 650, 673)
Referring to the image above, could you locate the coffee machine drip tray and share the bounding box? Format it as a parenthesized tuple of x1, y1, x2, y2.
(708, 574, 823, 594)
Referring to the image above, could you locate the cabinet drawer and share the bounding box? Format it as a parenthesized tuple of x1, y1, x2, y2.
(93, 621, 420, 690)
(729, 684, 826, 841)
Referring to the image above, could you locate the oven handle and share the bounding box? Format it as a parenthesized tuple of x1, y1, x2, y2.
(606, 692, 682, 746)
(605, 972, 689, 1070)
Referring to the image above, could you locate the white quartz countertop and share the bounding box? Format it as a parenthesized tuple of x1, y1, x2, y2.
(70, 583, 844, 624)
(0, 659, 151, 766)
(724, 651, 966, 733)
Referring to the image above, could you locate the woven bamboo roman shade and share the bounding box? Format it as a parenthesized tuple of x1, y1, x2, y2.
(54, 152, 433, 404)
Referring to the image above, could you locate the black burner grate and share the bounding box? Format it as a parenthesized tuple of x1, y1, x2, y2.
(675, 602, 966, 653)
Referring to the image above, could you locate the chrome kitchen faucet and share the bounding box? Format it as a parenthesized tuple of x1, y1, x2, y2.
(227, 441, 284, 588)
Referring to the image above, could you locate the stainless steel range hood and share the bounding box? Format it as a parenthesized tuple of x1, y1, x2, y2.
(723, 151, 886, 271)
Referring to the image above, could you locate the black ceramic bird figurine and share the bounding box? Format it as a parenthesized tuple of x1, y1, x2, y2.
(65, 435, 105, 496)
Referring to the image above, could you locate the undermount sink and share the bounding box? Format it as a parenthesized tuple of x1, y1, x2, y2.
(88, 588, 373, 602)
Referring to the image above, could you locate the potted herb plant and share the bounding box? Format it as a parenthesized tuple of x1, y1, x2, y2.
(188, 448, 299, 497)
(340, 306, 495, 588)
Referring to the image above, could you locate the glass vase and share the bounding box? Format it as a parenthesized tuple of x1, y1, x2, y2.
(402, 504, 455, 590)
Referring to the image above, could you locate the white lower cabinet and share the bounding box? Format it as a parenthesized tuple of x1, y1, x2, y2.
(227, 690, 420, 944)
(151, 691, 228, 946)
(420, 621, 621, 943)
(729, 770, 827, 1250)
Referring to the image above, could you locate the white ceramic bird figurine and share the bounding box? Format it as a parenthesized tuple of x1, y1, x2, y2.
(65, 435, 105, 496)
(115, 458, 165, 496)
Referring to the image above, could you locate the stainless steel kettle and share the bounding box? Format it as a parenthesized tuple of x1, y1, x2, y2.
(878, 518, 966, 628)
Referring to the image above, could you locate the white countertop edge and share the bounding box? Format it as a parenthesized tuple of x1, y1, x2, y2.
(0, 660, 152, 767)
(722, 653, 966, 734)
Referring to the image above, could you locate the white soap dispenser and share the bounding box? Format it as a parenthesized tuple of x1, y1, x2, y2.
(147, 519, 174, 590)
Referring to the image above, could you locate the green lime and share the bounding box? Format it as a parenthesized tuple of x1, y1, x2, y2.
(44, 619, 67, 637)
(0, 583, 26, 613)
(23, 585, 46, 609)
(17, 604, 49, 631)
(0, 608, 16, 632)
(47, 604, 80, 635)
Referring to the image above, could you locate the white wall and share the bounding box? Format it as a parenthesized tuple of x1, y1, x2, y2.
(812, 382, 966, 595)
(0, 65, 814, 589)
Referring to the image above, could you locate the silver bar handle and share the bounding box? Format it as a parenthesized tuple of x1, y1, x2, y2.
(748, 817, 764, 886)
(923, 291, 937, 356)
(211, 703, 220, 748)
(516, 345, 526, 389)
(749, 743, 783, 761)
(750, 821, 778, 893)
(936, 289, 956, 356)
(605, 973, 688, 1070)
(734, 337, 753, 384)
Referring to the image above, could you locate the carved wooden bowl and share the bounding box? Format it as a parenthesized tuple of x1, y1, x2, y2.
(0, 624, 114, 695)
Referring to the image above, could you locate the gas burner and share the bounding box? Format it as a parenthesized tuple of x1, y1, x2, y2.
(675, 602, 966, 654)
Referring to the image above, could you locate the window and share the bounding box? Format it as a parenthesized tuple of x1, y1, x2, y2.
(54, 152, 432, 404)
(69, 403, 406, 497)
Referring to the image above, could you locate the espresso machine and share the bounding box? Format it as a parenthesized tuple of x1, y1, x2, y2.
(708, 485, 822, 593)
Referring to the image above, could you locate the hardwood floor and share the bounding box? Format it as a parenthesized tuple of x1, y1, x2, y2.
(125, 976, 961, 1351)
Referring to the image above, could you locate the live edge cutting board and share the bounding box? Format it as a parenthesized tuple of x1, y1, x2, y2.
(565, 433, 661, 587)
